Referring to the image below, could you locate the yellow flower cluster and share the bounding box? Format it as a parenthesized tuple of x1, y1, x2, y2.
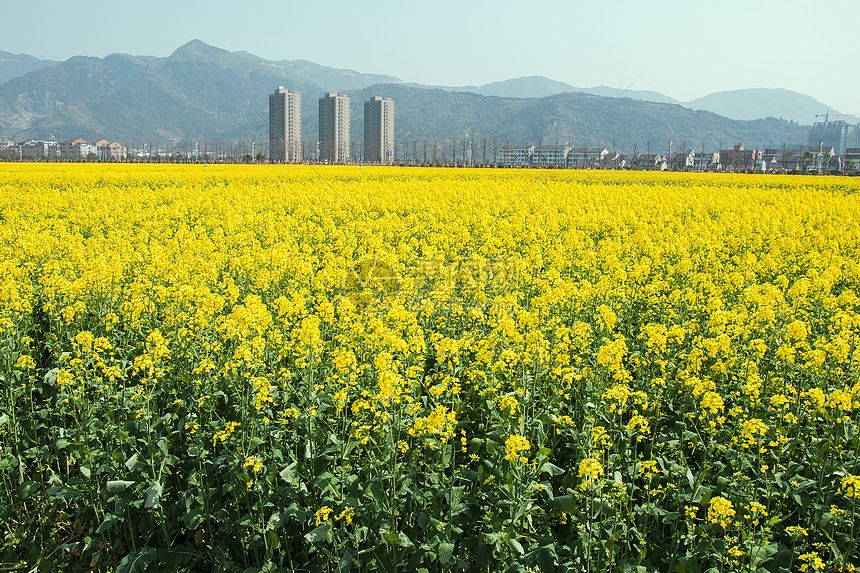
(213, 421, 240, 446)
(503, 434, 530, 463)
(578, 457, 604, 489)
(243, 455, 264, 473)
(838, 474, 860, 498)
(798, 552, 826, 572)
(315, 506, 333, 526)
(707, 496, 735, 528)
(409, 405, 457, 443)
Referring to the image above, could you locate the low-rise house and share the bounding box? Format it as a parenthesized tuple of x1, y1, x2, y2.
(844, 148, 860, 174)
(499, 144, 534, 167)
(93, 139, 127, 161)
(669, 149, 695, 171)
(763, 146, 835, 173)
(719, 143, 762, 172)
(17, 139, 59, 159)
(601, 151, 623, 168)
(107, 141, 127, 161)
(93, 139, 111, 161)
(632, 153, 666, 170)
(0, 140, 15, 159)
(763, 148, 799, 172)
(499, 144, 609, 168)
(567, 147, 608, 168)
(60, 137, 97, 159)
(692, 152, 720, 171)
(531, 145, 569, 167)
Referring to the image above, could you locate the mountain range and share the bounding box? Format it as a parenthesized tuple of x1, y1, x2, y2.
(0, 50, 58, 86)
(411, 77, 851, 125)
(0, 40, 837, 153)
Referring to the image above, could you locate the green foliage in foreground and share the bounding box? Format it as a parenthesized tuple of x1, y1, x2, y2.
(3, 291, 859, 573)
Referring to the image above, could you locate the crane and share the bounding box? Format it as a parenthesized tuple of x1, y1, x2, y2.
(815, 111, 855, 123)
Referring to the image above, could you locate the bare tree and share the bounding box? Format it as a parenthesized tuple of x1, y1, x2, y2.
(645, 139, 650, 169)
(679, 139, 688, 171)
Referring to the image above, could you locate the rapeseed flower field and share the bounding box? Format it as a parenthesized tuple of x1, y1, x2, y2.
(1, 164, 859, 572)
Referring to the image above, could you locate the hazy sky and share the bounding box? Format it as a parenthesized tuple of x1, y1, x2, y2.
(3, 0, 857, 114)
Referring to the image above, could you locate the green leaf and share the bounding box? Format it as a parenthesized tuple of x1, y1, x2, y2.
(507, 537, 525, 555)
(47, 469, 63, 487)
(264, 530, 280, 552)
(80, 466, 91, 478)
(370, 481, 386, 506)
(266, 511, 283, 530)
(674, 557, 699, 573)
(183, 510, 204, 529)
(829, 542, 843, 562)
(396, 531, 414, 548)
(279, 461, 298, 484)
(539, 462, 565, 476)
(18, 481, 38, 500)
(145, 481, 163, 508)
(383, 531, 414, 548)
(305, 523, 329, 543)
(438, 541, 454, 565)
(107, 480, 135, 493)
(157, 437, 169, 457)
(549, 494, 576, 513)
(125, 453, 139, 471)
(115, 548, 157, 573)
(335, 550, 353, 573)
(96, 514, 120, 533)
(692, 486, 711, 504)
(531, 546, 557, 572)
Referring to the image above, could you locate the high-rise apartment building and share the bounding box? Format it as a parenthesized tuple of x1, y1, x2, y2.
(364, 96, 395, 164)
(319, 93, 350, 164)
(269, 87, 301, 163)
(808, 120, 856, 155)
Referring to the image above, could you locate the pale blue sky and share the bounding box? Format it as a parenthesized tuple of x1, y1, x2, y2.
(3, 0, 857, 114)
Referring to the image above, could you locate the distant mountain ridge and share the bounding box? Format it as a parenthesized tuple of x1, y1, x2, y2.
(0, 50, 58, 86)
(684, 88, 855, 124)
(405, 76, 680, 104)
(407, 76, 847, 124)
(0, 40, 816, 150)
